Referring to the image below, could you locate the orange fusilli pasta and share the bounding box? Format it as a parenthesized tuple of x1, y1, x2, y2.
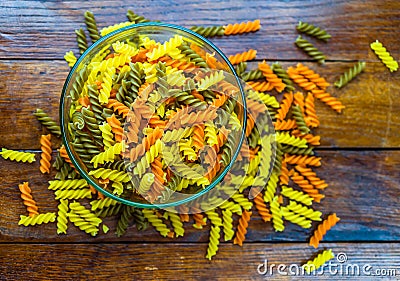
(228, 49, 257, 65)
(309, 213, 340, 248)
(233, 210, 252, 246)
(224, 19, 261, 35)
(39, 134, 52, 174)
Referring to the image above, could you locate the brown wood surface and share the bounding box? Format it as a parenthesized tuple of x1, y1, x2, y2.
(0, 0, 399, 280)
(0, 243, 399, 280)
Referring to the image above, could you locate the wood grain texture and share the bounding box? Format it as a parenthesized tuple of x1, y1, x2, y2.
(0, 243, 399, 280)
(0, 0, 399, 60)
(1, 150, 399, 243)
(0, 60, 399, 149)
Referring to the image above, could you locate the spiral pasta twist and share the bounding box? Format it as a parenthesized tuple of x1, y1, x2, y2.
(274, 119, 296, 131)
(296, 21, 331, 42)
(271, 62, 295, 92)
(56, 199, 69, 234)
(64, 51, 77, 67)
(303, 249, 334, 273)
(196, 70, 225, 91)
(233, 210, 252, 246)
(220, 209, 234, 241)
(231, 193, 253, 211)
(178, 42, 208, 68)
(116, 205, 134, 237)
(304, 92, 319, 128)
(370, 40, 398, 72)
(290, 172, 324, 203)
(281, 186, 313, 206)
(112, 41, 138, 57)
(295, 35, 326, 64)
(251, 190, 271, 222)
(89, 168, 131, 182)
(95, 204, 122, 217)
(165, 211, 185, 237)
(172, 90, 208, 110)
(137, 173, 155, 195)
(281, 207, 312, 228)
(33, 109, 61, 136)
(241, 69, 263, 82)
(106, 114, 124, 143)
(18, 182, 39, 217)
(147, 35, 183, 61)
(75, 28, 88, 54)
(291, 105, 310, 134)
(258, 61, 285, 92)
(68, 211, 98, 236)
(48, 179, 88, 190)
(105, 99, 130, 118)
(126, 9, 151, 23)
(263, 172, 279, 203)
(98, 122, 115, 149)
(228, 49, 257, 65)
(91, 141, 125, 168)
(39, 134, 52, 174)
(286, 67, 315, 91)
(275, 92, 293, 120)
(0, 148, 35, 163)
(311, 89, 345, 113)
(286, 201, 322, 221)
(276, 132, 308, 148)
(224, 19, 261, 35)
(142, 209, 170, 237)
(70, 201, 102, 226)
(55, 188, 92, 200)
(295, 63, 330, 90)
(206, 225, 221, 260)
(190, 25, 224, 37)
(281, 145, 314, 156)
(334, 61, 366, 88)
(270, 196, 284, 232)
(19, 212, 56, 226)
(133, 139, 164, 176)
(84, 11, 100, 42)
(309, 213, 340, 248)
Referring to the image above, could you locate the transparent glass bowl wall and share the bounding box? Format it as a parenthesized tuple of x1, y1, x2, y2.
(60, 23, 247, 208)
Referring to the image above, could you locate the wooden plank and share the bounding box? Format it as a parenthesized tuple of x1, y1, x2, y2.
(0, 150, 399, 243)
(0, 243, 399, 280)
(0, 60, 399, 149)
(0, 0, 399, 60)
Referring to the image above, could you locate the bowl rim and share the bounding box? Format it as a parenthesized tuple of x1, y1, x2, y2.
(60, 22, 247, 208)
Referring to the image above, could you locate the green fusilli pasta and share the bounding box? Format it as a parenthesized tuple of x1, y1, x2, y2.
(370, 40, 398, 72)
(190, 25, 224, 37)
(334, 61, 366, 88)
(75, 28, 88, 54)
(296, 21, 331, 41)
(34, 109, 61, 136)
(295, 35, 326, 64)
(84, 11, 101, 43)
(57, 199, 69, 234)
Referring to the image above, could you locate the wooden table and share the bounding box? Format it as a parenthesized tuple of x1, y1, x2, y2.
(0, 1, 399, 280)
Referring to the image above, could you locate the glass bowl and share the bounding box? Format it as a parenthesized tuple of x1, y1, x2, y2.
(60, 22, 247, 209)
